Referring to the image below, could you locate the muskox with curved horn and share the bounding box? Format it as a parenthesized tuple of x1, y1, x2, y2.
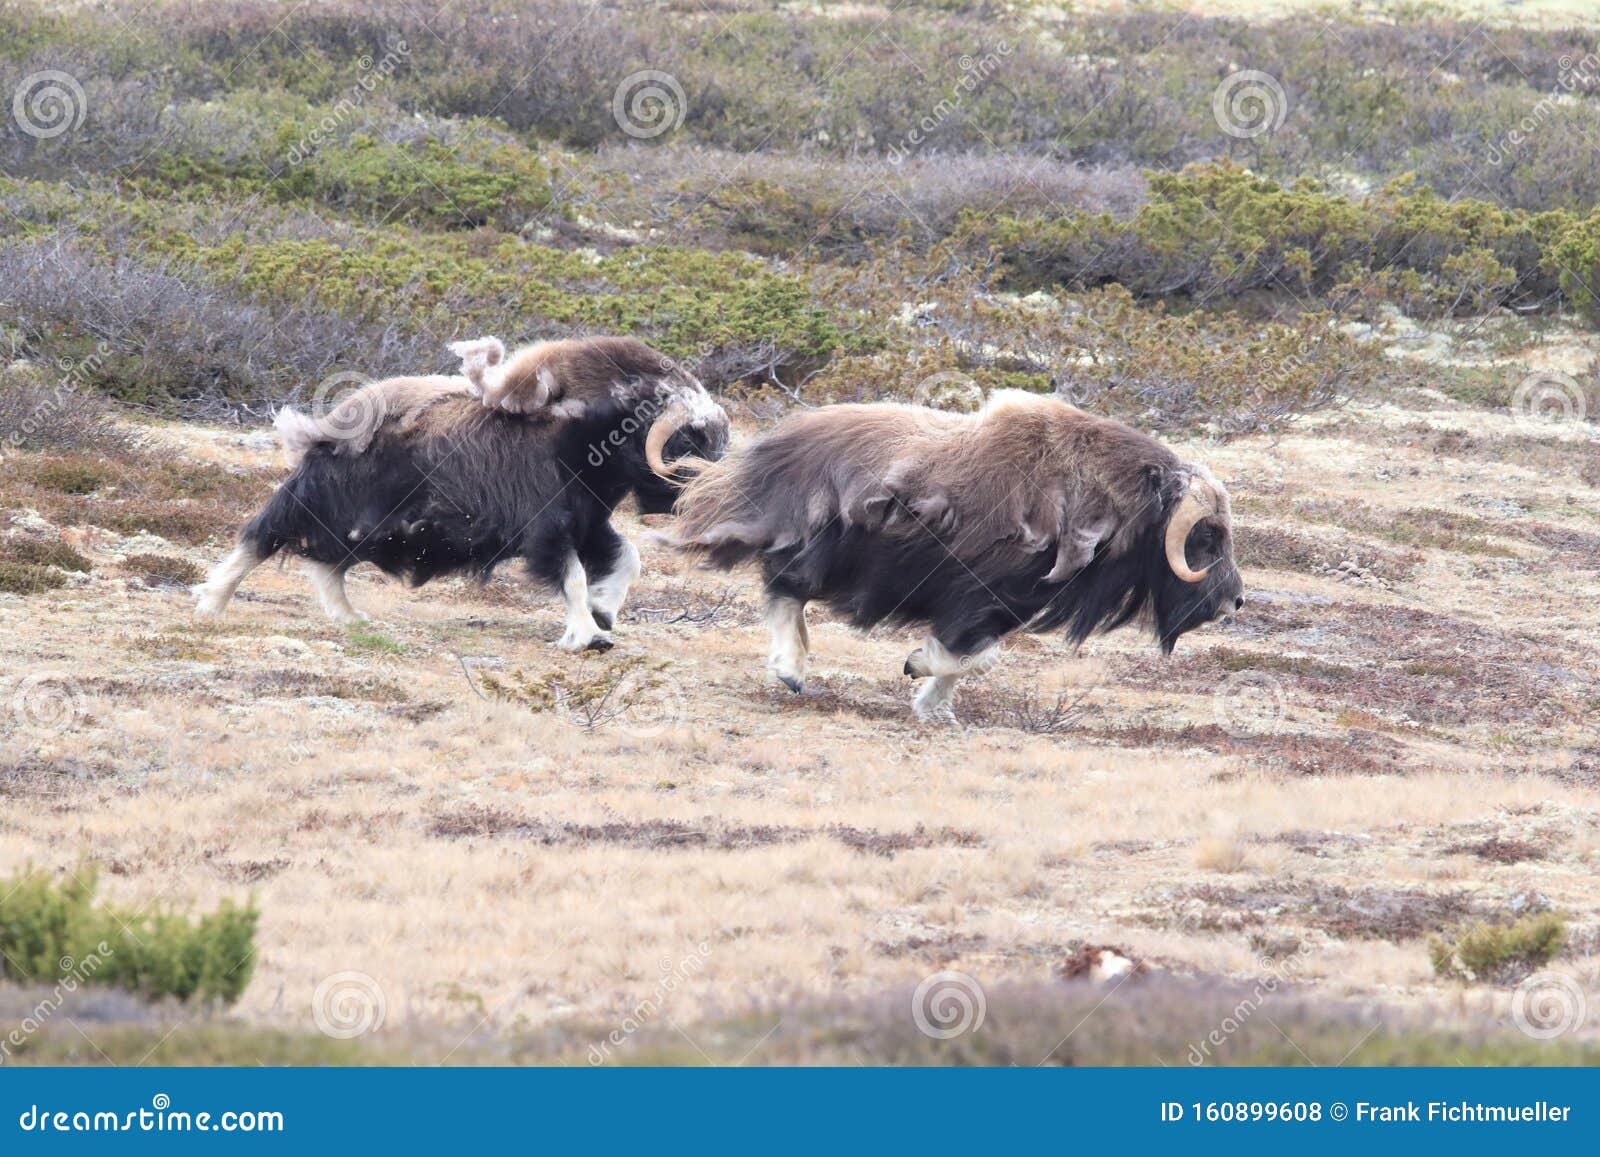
(194, 336, 728, 651)
(673, 390, 1243, 721)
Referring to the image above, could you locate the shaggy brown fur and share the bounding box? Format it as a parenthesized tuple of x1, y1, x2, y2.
(676, 391, 1219, 580)
(674, 390, 1242, 719)
(459, 337, 700, 418)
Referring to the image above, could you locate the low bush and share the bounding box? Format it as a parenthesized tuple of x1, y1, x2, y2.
(0, 537, 91, 572)
(0, 561, 66, 594)
(121, 552, 204, 588)
(0, 866, 258, 1005)
(973, 163, 1576, 318)
(1430, 913, 1566, 984)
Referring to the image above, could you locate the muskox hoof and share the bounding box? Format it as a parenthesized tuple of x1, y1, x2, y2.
(591, 610, 614, 632)
(584, 634, 615, 653)
(777, 674, 804, 694)
(903, 647, 931, 678)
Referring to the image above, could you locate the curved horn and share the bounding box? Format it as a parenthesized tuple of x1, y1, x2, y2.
(644, 401, 695, 479)
(1164, 478, 1216, 583)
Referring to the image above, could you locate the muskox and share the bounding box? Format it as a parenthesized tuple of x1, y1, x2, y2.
(194, 336, 729, 651)
(673, 390, 1243, 720)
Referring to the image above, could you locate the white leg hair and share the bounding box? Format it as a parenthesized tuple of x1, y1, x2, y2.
(904, 636, 1002, 723)
(193, 543, 266, 617)
(587, 537, 641, 631)
(765, 595, 810, 693)
(306, 560, 368, 625)
(556, 552, 613, 652)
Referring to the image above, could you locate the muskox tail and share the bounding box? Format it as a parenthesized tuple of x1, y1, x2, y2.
(273, 406, 329, 461)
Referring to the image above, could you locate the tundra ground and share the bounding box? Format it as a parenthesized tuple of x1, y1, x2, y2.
(3, 318, 1599, 1065)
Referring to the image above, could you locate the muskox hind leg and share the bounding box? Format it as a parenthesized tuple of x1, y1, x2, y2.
(554, 551, 615, 653)
(903, 636, 1001, 724)
(305, 560, 369, 625)
(765, 595, 810, 694)
(193, 542, 269, 617)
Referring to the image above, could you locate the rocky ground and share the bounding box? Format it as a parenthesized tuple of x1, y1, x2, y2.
(3, 317, 1600, 1064)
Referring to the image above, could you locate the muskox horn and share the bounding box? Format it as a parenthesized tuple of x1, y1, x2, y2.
(645, 400, 695, 479)
(1164, 477, 1217, 583)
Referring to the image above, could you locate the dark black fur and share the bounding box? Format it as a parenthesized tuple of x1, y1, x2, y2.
(755, 474, 1243, 658)
(240, 391, 725, 592)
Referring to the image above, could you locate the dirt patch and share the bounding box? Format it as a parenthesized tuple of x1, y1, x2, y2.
(1126, 602, 1598, 727)
(429, 806, 982, 857)
(1167, 882, 1479, 941)
(1081, 722, 1411, 777)
(1444, 837, 1546, 864)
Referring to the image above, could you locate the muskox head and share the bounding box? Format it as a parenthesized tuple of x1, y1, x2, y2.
(1149, 464, 1244, 649)
(628, 376, 730, 514)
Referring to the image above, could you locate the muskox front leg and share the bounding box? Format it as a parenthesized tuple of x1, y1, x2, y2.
(765, 595, 810, 693)
(555, 551, 614, 652)
(903, 636, 1001, 724)
(581, 527, 640, 634)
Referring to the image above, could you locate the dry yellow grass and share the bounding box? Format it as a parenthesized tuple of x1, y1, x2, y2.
(4, 327, 1600, 1060)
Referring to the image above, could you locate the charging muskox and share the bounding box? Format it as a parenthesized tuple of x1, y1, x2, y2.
(673, 390, 1243, 721)
(194, 336, 729, 651)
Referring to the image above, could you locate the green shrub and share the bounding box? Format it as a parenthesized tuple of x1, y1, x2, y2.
(0, 867, 258, 1005)
(1429, 913, 1565, 984)
(1549, 213, 1600, 325)
(975, 163, 1572, 317)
